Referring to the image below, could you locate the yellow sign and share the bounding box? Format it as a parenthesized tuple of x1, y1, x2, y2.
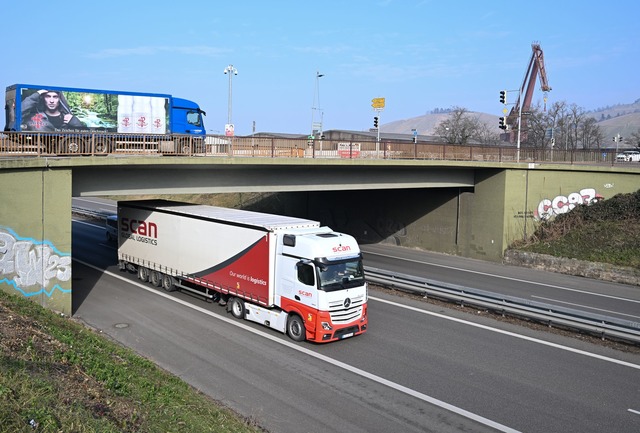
(371, 97, 385, 108)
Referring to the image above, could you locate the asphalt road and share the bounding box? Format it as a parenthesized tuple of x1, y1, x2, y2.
(361, 243, 640, 323)
(70, 205, 640, 433)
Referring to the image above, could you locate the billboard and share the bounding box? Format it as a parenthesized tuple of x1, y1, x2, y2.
(16, 87, 168, 134)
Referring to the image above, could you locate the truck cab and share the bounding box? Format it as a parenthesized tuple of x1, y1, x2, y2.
(274, 228, 368, 342)
(170, 97, 206, 136)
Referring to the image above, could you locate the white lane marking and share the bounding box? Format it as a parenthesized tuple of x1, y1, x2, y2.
(74, 259, 520, 433)
(74, 219, 100, 228)
(364, 250, 640, 304)
(629, 408, 640, 415)
(532, 295, 640, 320)
(369, 295, 640, 371)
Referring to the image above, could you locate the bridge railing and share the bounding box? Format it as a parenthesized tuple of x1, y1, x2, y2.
(0, 131, 627, 165)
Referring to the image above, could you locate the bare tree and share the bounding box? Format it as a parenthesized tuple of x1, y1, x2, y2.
(434, 106, 483, 145)
(566, 104, 586, 150)
(541, 101, 567, 150)
(581, 117, 603, 149)
(476, 122, 502, 145)
(522, 106, 549, 149)
(631, 128, 640, 147)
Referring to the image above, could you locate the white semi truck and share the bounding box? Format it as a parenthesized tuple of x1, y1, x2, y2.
(117, 200, 368, 343)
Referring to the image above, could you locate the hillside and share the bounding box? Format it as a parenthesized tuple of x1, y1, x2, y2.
(382, 111, 500, 136)
(596, 112, 640, 147)
(382, 99, 640, 145)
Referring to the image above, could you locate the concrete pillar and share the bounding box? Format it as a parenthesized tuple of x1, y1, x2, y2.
(0, 167, 72, 314)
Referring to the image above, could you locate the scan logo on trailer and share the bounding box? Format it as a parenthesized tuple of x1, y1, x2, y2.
(121, 218, 158, 245)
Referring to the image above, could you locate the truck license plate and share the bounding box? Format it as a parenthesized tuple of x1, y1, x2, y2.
(341, 332, 354, 339)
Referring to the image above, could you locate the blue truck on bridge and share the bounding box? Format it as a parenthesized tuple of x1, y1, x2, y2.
(4, 84, 207, 155)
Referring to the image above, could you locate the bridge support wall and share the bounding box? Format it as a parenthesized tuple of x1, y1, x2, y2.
(388, 168, 640, 262)
(0, 167, 72, 314)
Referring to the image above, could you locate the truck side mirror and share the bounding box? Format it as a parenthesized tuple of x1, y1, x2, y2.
(283, 234, 296, 246)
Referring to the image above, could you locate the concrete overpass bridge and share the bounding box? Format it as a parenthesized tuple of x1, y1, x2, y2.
(1, 155, 638, 314)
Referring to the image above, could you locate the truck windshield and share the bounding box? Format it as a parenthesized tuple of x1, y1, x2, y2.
(317, 258, 365, 292)
(186, 111, 202, 127)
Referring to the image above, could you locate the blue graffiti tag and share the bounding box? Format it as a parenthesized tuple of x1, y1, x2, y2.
(0, 226, 71, 297)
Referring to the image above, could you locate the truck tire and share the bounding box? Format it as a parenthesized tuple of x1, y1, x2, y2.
(229, 297, 245, 319)
(150, 270, 162, 287)
(287, 315, 306, 342)
(161, 274, 177, 292)
(62, 137, 84, 154)
(137, 266, 149, 282)
(94, 138, 111, 155)
(178, 138, 191, 155)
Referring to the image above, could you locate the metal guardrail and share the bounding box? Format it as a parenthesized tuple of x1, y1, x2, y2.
(365, 266, 640, 345)
(72, 206, 111, 220)
(1, 131, 631, 165)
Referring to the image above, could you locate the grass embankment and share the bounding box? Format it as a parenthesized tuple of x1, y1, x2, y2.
(0, 291, 263, 433)
(511, 189, 640, 268)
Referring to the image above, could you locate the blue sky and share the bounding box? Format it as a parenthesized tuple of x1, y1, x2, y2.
(2, 1, 638, 136)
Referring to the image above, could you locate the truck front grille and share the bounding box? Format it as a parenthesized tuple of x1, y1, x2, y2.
(328, 294, 365, 324)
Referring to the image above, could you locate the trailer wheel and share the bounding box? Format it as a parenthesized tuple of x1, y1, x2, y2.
(150, 270, 162, 287)
(137, 266, 149, 282)
(62, 137, 84, 154)
(286, 315, 306, 342)
(178, 138, 191, 155)
(94, 138, 112, 155)
(161, 274, 177, 292)
(229, 297, 245, 319)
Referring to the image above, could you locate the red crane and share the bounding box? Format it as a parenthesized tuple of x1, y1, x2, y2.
(505, 43, 551, 142)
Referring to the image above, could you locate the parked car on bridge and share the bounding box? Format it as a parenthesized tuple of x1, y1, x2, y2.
(615, 150, 640, 162)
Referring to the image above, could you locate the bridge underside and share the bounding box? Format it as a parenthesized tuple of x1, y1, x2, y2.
(71, 164, 475, 196)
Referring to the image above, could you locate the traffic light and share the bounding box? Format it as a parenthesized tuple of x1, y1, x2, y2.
(499, 90, 507, 104)
(499, 117, 506, 130)
(373, 116, 379, 128)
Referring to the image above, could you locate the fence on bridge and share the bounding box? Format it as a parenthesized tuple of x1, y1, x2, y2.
(0, 131, 628, 165)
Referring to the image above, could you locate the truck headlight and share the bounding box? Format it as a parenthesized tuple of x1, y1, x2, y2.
(321, 322, 332, 331)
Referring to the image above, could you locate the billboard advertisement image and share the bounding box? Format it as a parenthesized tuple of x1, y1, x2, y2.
(17, 87, 168, 134)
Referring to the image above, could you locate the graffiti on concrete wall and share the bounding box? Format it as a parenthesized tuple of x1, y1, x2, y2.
(534, 188, 603, 221)
(0, 227, 71, 297)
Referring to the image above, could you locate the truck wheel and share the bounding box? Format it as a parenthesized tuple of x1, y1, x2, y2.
(94, 138, 111, 155)
(62, 137, 84, 154)
(162, 274, 177, 292)
(287, 315, 306, 342)
(150, 271, 162, 287)
(229, 297, 245, 319)
(137, 266, 149, 282)
(178, 139, 191, 154)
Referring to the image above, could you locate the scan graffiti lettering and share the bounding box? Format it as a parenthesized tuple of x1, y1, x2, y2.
(0, 227, 71, 297)
(534, 188, 603, 221)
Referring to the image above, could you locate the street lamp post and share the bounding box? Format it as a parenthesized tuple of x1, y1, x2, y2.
(223, 64, 238, 131)
(311, 71, 324, 137)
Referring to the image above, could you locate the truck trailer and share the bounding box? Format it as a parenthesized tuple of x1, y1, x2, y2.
(4, 84, 206, 155)
(117, 200, 368, 343)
